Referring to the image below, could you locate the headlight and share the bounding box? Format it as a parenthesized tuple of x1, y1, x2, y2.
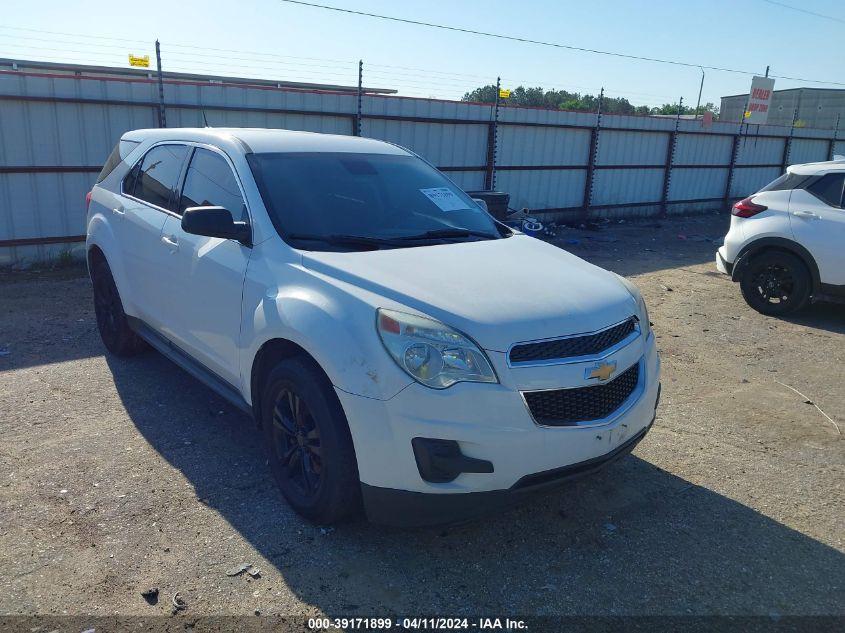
(376, 309, 498, 389)
(615, 274, 652, 337)
(636, 293, 651, 336)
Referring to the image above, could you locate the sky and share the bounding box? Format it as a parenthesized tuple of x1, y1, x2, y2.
(2, 0, 843, 109)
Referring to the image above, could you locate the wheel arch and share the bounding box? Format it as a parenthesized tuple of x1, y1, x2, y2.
(249, 338, 327, 425)
(732, 237, 821, 292)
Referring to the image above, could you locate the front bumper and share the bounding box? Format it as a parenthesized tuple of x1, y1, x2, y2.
(361, 417, 655, 527)
(336, 332, 661, 525)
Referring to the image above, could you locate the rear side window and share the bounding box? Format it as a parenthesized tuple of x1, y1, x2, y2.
(179, 148, 246, 219)
(97, 145, 121, 184)
(96, 139, 141, 184)
(758, 172, 812, 192)
(806, 173, 845, 208)
(132, 144, 188, 210)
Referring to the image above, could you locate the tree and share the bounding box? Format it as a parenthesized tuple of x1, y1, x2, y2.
(649, 102, 720, 116)
(461, 85, 719, 119)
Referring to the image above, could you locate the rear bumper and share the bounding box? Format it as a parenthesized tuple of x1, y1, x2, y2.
(716, 248, 733, 276)
(362, 414, 655, 528)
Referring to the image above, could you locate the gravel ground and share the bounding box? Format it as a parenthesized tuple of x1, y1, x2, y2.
(0, 214, 843, 621)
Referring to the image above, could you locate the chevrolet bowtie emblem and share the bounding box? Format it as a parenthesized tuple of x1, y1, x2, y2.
(586, 361, 617, 382)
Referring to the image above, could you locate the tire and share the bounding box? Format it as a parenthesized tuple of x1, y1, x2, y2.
(261, 357, 361, 524)
(739, 250, 811, 316)
(91, 260, 147, 356)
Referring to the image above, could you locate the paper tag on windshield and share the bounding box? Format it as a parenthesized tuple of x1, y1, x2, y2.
(419, 187, 470, 212)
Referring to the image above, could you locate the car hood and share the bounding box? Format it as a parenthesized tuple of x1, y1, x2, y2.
(300, 235, 636, 352)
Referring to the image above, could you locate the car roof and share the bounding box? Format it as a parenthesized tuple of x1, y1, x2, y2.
(787, 159, 845, 175)
(120, 127, 411, 156)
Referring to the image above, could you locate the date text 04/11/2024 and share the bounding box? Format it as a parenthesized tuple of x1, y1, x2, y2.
(307, 617, 529, 630)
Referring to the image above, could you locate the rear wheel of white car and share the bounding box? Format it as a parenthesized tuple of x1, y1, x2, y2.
(91, 260, 147, 356)
(739, 250, 811, 316)
(261, 357, 361, 524)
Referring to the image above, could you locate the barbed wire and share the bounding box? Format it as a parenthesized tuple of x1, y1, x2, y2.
(0, 29, 756, 108)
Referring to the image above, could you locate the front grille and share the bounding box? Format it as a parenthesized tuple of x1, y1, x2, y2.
(509, 317, 637, 364)
(523, 362, 640, 426)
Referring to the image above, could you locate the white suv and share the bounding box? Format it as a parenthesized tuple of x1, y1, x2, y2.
(717, 160, 845, 315)
(87, 128, 661, 526)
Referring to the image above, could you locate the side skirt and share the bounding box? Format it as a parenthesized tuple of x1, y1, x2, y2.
(126, 316, 252, 415)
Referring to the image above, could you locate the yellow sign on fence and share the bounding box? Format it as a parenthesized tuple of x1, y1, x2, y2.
(128, 54, 150, 68)
(499, 88, 511, 99)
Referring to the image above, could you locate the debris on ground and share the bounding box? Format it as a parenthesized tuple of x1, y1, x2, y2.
(226, 563, 253, 577)
(580, 220, 606, 231)
(604, 523, 618, 532)
(247, 568, 261, 579)
(319, 527, 335, 535)
(140, 587, 159, 605)
(775, 381, 841, 435)
(171, 592, 188, 611)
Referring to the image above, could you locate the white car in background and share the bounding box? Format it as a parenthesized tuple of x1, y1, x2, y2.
(717, 160, 845, 315)
(86, 128, 661, 527)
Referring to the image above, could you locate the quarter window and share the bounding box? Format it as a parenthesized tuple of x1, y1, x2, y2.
(179, 148, 246, 219)
(133, 144, 188, 210)
(806, 173, 845, 208)
(758, 172, 812, 192)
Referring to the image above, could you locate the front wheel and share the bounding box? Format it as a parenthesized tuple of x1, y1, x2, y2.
(739, 250, 811, 316)
(261, 357, 361, 524)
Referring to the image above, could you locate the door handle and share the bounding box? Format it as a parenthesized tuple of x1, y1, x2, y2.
(161, 235, 179, 251)
(111, 207, 125, 216)
(793, 211, 821, 219)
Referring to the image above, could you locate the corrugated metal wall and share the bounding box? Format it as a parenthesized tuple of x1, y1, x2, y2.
(1, 69, 841, 264)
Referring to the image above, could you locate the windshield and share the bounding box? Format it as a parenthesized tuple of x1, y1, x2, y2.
(247, 152, 503, 250)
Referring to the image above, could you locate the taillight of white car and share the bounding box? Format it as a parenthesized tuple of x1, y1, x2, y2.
(731, 196, 768, 218)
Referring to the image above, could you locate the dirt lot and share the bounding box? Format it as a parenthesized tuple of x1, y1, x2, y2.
(0, 214, 843, 622)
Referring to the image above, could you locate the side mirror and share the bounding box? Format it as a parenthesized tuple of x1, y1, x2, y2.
(472, 198, 489, 213)
(181, 206, 251, 245)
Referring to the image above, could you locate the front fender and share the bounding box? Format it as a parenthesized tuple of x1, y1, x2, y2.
(240, 257, 414, 403)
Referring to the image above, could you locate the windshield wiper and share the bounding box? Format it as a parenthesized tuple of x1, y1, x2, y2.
(397, 228, 499, 241)
(286, 233, 403, 249)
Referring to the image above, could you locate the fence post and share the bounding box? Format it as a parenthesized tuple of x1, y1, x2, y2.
(781, 106, 798, 172)
(355, 60, 363, 137)
(484, 77, 501, 190)
(581, 87, 603, 222)
(155, 40, 166, 128)
(829, 114, 840, 161)
(724, 125, 742, 209)
(661, 96, 682, 216)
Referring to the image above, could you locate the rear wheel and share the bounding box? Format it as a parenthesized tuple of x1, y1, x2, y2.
(91, 260, 146, 356)
(739, 250, 811, 316)
(261, 357, 361, 524)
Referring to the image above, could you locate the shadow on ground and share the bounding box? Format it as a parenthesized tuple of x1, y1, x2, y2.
(107, 351, 845, 616)
(782, 302, 845, 336)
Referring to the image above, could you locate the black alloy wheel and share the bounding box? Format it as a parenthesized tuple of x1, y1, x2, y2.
(739, 250, 811, 316)
(91, 260, 146, 356)
(270, 387, 323, 500)
(261, 357, 361, 524)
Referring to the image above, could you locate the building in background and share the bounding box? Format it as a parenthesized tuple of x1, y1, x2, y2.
(721, 88, 845, 130)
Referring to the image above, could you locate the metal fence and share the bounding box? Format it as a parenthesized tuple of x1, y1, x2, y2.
(2, 67, 844, 264)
